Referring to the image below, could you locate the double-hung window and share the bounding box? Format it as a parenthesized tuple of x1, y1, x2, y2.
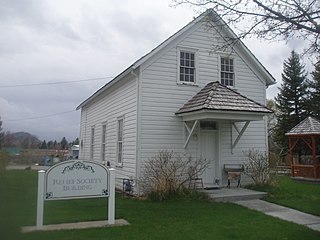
(116, 118, 124, 166)
(220, 57, 235, 87)
(101, 123, 107, 162)
(179, 50, 196, 83)
(90, 127, 95, 161)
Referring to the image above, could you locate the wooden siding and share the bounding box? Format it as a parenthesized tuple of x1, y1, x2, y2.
(138, 21, 269, 184)
(79, 76, 138, 183)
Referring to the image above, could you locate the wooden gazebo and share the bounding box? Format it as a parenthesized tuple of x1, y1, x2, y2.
(286, 117, 320, 181)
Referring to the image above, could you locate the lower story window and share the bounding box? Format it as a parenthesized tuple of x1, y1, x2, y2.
(90, 127, 95, 160)
(117, 118, 124, 166)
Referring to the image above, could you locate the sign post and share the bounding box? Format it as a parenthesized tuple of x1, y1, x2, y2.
(108, 169, 115, 224)
(36, 170, 45, 229)
(35, 160, 115, 230)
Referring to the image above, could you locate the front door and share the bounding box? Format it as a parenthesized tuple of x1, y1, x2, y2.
(200, 131, 216, 186)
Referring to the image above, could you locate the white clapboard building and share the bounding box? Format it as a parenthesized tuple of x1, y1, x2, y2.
(76, 10, 275, 192)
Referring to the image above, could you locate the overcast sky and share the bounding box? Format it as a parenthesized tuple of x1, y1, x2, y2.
(0, 0, 312, 142)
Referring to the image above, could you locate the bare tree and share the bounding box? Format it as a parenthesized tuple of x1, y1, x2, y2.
(173, 0, 320, 55)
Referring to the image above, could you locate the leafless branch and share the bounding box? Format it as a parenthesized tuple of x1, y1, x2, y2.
(172, 0, 320, 55)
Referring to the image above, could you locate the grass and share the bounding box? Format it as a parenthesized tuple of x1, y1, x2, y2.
(250, 175, 320, 216)
(0, 170, 319, 240)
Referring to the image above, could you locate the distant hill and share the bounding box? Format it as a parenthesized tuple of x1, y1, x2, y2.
(3, 131, 41, 148)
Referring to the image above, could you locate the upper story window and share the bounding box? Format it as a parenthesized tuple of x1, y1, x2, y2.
(220, 57, 235, 87)
(179, 51, 196, 83)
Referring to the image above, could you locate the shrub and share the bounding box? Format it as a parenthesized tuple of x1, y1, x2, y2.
(243, 149, 276, 186)
(140, 150, 208, 200)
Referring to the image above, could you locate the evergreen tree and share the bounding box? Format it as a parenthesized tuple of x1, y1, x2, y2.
(0, 117, 3, 149)
(274, 50, 308, 154)
(40, 140, 47, 149)
(60, 137, 68, 150)
(53, 140, 58, 149)
(47, 141, 54, 149)
(74, 137, 79, 145)
(309, 57, 320, 118)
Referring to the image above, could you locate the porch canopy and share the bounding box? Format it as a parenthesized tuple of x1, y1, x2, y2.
(175, 81, 272, 150)
(286, 116, 320, 180)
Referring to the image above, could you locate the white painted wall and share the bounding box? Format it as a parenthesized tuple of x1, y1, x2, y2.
(138, 21, 269, 185)
(79, 19, 271, 190)
(79, 75, 138, 185)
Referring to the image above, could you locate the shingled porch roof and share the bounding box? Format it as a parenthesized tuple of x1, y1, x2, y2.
(176, 82, 272, 119)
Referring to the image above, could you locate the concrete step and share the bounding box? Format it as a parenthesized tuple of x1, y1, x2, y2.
(202, 188, 267, 202)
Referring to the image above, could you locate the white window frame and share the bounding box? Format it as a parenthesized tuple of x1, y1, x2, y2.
(219, 55, 236, 87)
(90, 126, 95, 161)
(177, 47, 198, 85)
(101, 122, 107, 163)
(116, 117, 124, 167)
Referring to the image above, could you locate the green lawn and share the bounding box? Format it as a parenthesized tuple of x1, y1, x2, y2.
(250, 176, 320, 216)
(1, 170, 319, 240)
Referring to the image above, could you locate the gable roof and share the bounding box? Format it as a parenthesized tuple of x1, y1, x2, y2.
(175, 82, 272, 115)
(286, 117, 320, 136)
(77, 9, 276, 110)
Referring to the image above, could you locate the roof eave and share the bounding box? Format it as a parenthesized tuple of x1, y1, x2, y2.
(76, 66, 135, 110)
(175, 109, 271, 121)
(286, 132, 320, 136)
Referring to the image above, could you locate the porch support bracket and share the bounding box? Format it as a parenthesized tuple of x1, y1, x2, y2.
(184, 120, 199, 149)
(231, 121, 250, 153)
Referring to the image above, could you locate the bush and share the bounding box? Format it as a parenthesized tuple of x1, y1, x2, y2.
(243, 149, 276, 186)
(0, 151, 8, 175)
(140, 150, 208, 200)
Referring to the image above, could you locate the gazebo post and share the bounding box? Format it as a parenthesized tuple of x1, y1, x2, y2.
(289, 137, 295, 177)
(311, 135, 317, 178)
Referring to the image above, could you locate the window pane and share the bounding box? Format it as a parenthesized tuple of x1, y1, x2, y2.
(91, 128, 94, 144)
(118, 119, 123, 140)
(102, 125, 106, 143)
(117, 119, 124, 165)
(101, 144, 106, 161)
(180, 50, 196, 83)
(200, 121, 217, 130)
(190, 60, 194, 68)
(220, 57, 234, 86)
(118, 142, 123, 163)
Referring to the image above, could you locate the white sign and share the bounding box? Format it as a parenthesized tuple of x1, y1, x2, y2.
(36, 160, 115, 229)
(45, 160, 109, 200)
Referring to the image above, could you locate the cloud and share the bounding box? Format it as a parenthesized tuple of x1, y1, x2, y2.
(1, 0, 306, 141)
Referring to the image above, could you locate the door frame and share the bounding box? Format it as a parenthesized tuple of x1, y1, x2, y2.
(198, 122, 220, 186)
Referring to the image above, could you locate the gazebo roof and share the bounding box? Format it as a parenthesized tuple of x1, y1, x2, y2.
(286, 116, 320, 136)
